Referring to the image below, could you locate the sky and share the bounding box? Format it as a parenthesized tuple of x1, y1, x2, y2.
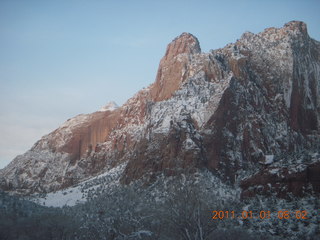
(0, 0, 319, 169)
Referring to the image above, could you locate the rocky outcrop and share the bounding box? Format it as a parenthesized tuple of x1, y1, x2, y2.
(0, 21, 319, 196)
(150, 32, 201, 101)
(241, 156, 320, 199)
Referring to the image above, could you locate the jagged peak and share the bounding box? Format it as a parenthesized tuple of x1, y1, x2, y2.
(283, 20, 308, 34)
(172, 32, 198, 42)
(239, 21, 310, 46)
(262, 20, 309, 38)
(150, 33, 201, 102)
(164, 32, 201, 60)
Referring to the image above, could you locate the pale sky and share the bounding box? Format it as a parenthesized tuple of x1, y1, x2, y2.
(1, 0, 319, 168)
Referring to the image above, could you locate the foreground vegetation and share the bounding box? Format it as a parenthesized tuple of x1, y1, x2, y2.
(0, 173, 318, 240)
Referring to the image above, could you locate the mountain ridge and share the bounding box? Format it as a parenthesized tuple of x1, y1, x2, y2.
(1, 21, 319, 197)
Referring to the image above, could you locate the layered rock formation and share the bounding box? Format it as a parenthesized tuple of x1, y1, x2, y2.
(1, 21, 319, 197)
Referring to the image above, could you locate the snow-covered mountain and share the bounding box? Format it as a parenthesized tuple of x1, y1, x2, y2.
(0, 21, 319, 200)
(99, 101, 119, 112)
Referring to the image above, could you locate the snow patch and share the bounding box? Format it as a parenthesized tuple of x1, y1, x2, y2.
(31, 163, 127, 207)
(265, 155, 274, 164)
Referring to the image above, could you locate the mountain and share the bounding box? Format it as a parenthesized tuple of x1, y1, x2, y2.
(0, 21, 319, 198)
(99, 101, 119, 112)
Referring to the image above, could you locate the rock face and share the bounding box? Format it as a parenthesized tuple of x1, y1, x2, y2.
(241, 160, 320, 199)
(150, 33, 201, 101)
(0, 21, 319, 197)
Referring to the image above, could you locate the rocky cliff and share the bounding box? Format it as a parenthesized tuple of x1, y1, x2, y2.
(1, 21, 319, 197)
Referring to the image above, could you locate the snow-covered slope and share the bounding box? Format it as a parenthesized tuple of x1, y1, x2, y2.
(31, 163, 127, 207)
